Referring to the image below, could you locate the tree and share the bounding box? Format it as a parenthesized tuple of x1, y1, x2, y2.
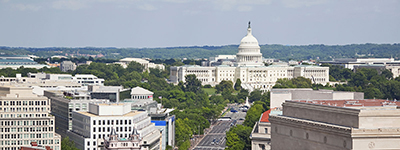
(273, 78, 295, 88)
(226, 125, 252, 150)
(126, 61, 145, 73)
(292, 77, 312, 88)
(234, 79, 242, 91)
(215, 80, 234, 94)
(61, 136, 79, 150)
(237, 89, 249, 103)
(329, 75, 336, 82)
(249, 90, 262, 103)
(243, 103, 264, 128)
(382, 69, 394, 80)
(184, 74, 202, 93)
(175, 118, 192, 150)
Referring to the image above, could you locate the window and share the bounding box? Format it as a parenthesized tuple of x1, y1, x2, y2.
(93, 120, 96, 125)
(264, 128, 268, 134)
(87, 141, 90, 146)
(259, 144, 265, 150)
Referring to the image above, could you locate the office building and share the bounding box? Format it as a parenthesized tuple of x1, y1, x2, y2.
(60, 61, 76, 72)
(269, 99, 400, 150)
(66, 103, 161, 150)
(89, 85, 130, 103)
(270, 88, 364, 108)
(150, 110, 175, 150)
(44, 90, 109, 138)
(0, 86, 61, 150)
(0, 55, 49, 69)
(320, 58, 400, 78)
(250, 107, 282, 150)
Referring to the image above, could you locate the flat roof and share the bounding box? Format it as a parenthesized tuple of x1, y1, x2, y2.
(76, 110, 143, 117)
(291, 99, 400, 108)
(97, 103, 126, 106)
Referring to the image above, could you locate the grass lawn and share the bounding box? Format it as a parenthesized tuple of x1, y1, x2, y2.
(202, 88, 217, 95)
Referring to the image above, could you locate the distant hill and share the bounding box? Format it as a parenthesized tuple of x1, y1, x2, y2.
(1, 43, 399, 61)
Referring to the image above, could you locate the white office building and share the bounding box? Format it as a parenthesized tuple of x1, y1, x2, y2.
(66, 103, 161, 150)
(0, 86, 61, 150)
(44, 90, 110, 138)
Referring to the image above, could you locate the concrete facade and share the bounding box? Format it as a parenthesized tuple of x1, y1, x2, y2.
(44, 90, 109, 138)
(250, 108, 282, 150)
(0, 86, 61, 150)
(60, 61, 76, 72)
(269, 99, 400, 150)
(89, 85, 129, 103)
(150, 113, 175, 150)
(0, 73, 104, 95)
(270, 88, 364, 108)
(67, 103, 161, 150)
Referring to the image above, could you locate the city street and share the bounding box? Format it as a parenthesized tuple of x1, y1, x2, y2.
(192, 105, 248, 150)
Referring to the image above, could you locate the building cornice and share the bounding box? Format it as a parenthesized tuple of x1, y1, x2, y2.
(269, 115, 352, 137)
(283, 101, 360, 116)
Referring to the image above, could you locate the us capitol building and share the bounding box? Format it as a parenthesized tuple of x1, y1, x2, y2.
(170, 23, 329, 92)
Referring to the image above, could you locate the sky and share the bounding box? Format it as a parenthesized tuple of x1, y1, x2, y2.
(0, 0, 399, 48)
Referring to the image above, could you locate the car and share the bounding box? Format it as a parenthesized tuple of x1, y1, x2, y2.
(230, 109, 238, 113)
(239, 118, 245, 120)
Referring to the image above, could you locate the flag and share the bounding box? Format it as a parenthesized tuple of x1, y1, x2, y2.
(158, 96, 162, 99)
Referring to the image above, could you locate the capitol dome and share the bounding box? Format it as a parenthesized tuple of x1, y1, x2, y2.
(239, 26, 260, 49)
(236, 22, 263, 66)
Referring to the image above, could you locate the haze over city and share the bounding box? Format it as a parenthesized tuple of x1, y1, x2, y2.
(0, 0, 399, 48)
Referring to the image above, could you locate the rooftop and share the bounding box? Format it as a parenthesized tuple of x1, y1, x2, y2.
(291, 99, 400, 108)
(77, 110, 144, 117)
(260, 109, 271, 123)
(260, 107, 282, 123)
(131, 86, 153, 95)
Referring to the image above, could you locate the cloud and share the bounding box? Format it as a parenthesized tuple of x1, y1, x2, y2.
(52, 0, 88, 10)
(2, 0, 9, 3)
(163, 0, 190, 3)
(237, 5, 252, 12)
(281, 0, 329, 8)
(137, 3, 157, 11)
(13, 3, 41, 11)
(212, 0, 272, 11)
